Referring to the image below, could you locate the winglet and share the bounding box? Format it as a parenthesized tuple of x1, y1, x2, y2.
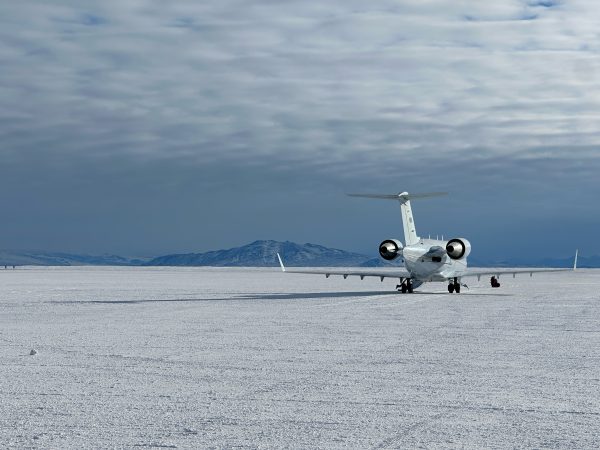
(574, 249, 578, 271)
(277, 253, 286, 272)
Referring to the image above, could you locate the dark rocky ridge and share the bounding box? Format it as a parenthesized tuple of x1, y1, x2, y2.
(146, 240, 384, 267)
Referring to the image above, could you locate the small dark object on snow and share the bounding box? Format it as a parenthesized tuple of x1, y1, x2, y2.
(30, 349, 37, 355)
(490, 276, 500, 288)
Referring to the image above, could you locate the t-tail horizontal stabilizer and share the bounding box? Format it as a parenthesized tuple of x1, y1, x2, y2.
(347, 191, 447, 246)
(347, 192, 448, 201)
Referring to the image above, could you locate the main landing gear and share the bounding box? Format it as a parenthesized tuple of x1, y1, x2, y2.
(448, 277, 461, 294)
(396, 278, 414, 294)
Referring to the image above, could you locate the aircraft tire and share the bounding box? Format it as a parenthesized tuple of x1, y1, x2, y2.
(448, 284, 455, 293)
(454, 283, 461, 294)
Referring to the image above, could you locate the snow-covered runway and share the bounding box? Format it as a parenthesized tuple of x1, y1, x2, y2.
(1, 267, 599, 448)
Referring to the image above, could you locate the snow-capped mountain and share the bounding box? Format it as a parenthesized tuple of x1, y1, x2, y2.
(146, 240, 373, 267)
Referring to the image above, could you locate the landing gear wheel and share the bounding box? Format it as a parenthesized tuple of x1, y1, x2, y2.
(401, 283, 407, 294)
(407, 281, 413, 294)
(448, 284, 455, 293)
(454, 283, 461, 294)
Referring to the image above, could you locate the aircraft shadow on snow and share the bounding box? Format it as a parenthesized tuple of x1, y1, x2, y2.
(51, 290, 512, 305)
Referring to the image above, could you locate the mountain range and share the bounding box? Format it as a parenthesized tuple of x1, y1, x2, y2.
(0, 240, 595, 268)
(0, 251, 149, 267)
(145, 240, 400, 267)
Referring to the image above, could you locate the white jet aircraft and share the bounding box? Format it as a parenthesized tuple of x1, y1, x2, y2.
(277, 192, 578, 293)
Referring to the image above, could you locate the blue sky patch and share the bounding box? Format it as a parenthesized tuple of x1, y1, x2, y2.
(81, 14, 107, 26)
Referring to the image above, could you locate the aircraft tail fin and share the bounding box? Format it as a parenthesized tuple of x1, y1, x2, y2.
(347, 191, 447, 246)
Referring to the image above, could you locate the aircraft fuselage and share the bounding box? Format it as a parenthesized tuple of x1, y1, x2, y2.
(402, 239, 468, 282)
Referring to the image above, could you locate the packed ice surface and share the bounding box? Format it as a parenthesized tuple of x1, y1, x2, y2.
(0, 266, 599, 449)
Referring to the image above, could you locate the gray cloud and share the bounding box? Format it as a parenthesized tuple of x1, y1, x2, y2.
(0, 1, 598, 258)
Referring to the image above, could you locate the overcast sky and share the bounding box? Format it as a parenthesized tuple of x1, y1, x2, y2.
(1, 1, 599, 259)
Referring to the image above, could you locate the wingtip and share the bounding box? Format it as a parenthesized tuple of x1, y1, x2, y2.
(277, 253, 286, 272)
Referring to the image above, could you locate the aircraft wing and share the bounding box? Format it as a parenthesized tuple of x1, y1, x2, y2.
(277, 251, 578, 283)
(461, 267, 574, 281)
(462, 250, 578, 280)
(276, 254, 410, 281)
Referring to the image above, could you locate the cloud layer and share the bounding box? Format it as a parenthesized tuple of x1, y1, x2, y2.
(0, 1, 599, 257)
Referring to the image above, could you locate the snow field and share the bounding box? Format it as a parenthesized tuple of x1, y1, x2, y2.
(0, 267, 599, 448)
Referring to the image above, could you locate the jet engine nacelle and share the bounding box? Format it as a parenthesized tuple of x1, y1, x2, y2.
(379, 239, 403, 261)
(446, 238, 471, 260)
